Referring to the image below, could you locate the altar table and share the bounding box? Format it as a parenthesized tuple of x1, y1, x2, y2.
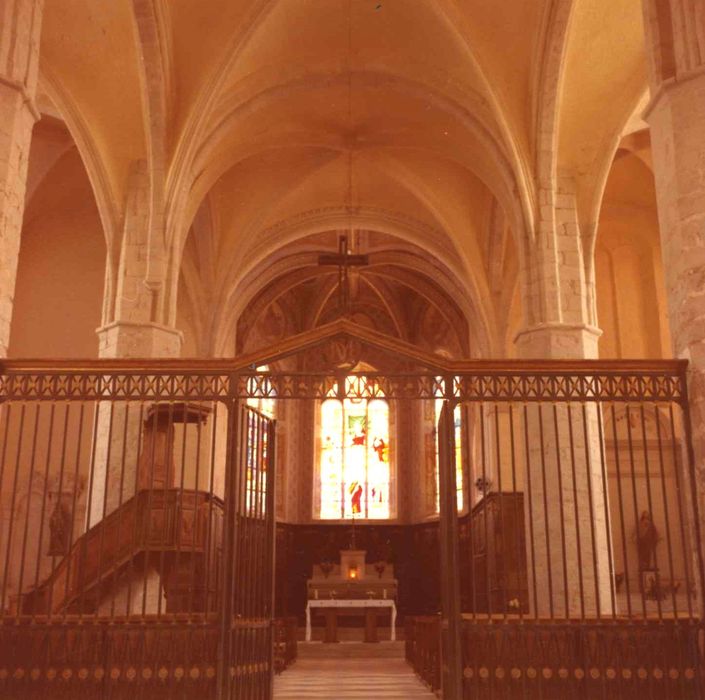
(305, 599, 397, 643)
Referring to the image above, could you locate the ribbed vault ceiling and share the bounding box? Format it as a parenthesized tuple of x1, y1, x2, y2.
(33, 0, 650, 356)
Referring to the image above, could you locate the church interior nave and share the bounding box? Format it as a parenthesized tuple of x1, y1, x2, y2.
(2, 1, 705, 699)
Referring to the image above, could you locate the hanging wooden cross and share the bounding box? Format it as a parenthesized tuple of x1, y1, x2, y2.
(317, 234, 369, 315)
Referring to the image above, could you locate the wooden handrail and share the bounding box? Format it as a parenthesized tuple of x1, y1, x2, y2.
(21, 488, 224, 615)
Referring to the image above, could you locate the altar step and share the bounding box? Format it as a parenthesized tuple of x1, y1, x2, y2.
(297, 640, 404, 658)
(274, 642, 437, 699)
(303, 625, 401, 643)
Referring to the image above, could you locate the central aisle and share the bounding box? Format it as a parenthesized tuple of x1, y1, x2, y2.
(273, 641, 437, 699)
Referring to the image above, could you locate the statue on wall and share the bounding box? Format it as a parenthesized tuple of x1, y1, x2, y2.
(48, 496, 71, 555)
(636, 510, 659, 571)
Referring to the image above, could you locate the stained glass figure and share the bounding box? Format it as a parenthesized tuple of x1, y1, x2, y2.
(319, 392, 390, 519)
(349, 481, 363, 514)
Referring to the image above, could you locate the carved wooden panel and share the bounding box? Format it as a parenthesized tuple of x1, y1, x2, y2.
(464, 492, 528, 614)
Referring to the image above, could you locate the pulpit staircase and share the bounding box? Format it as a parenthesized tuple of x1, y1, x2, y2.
(21, 401, 223, 616)
(21, 488, 223, 615)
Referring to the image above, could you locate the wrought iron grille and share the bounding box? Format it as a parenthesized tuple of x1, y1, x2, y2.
(0, 364, 277, 700)
(0, 358, 702, 699)
(0, 358, 685, 402)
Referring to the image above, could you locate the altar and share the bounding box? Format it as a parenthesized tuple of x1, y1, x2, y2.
(305, 599, 397, 642)
(306, 548, 397, 643)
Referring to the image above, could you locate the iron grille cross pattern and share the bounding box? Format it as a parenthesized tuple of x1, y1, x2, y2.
(317, 234, 369, 315)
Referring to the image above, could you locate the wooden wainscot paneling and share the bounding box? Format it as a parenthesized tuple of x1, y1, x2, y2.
(274, 494, 528, 621)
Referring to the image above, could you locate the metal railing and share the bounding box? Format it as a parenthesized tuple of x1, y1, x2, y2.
(405, 615, 441, 692)
(0, 358, 702, 699)
(273, 617, 298, 674)
(0, 363, 277, 699)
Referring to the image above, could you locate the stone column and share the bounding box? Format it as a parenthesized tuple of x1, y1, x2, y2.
(88, 320, 183, 618)
(88, 323, 182, 526)
(642, 0, 705, 596)
(516, 327, 613, 618)
(88, 162, 183, 526)
(515, 185, 613, 618)
(0, 0, 42, 614)
(0, 0, 42, 356)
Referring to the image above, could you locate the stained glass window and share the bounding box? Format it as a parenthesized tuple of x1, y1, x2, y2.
(319, 395, 390, 519)
(246, 366, 275, 418)
(246, 366, 274, 514)
(434, 400, 464, 513)
(245, 409, 268, 515)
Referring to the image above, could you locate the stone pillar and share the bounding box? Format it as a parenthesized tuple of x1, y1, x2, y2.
(0, 0, 42, 614)
(0, 0, 42, 356)
(97, 320, 183, 359)
(88, 323, 182, 526)
(642, 0, 705, 596)
(515, 185, 613, 618)
(515, 324, 600, 360)
(87, 162, 183, 526)
(514, 326, 613, 618)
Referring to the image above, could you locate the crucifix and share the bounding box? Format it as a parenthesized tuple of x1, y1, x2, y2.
(317, 234, 369, 315)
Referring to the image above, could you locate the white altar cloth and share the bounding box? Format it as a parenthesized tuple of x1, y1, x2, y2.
(305, 599, 397, 642)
